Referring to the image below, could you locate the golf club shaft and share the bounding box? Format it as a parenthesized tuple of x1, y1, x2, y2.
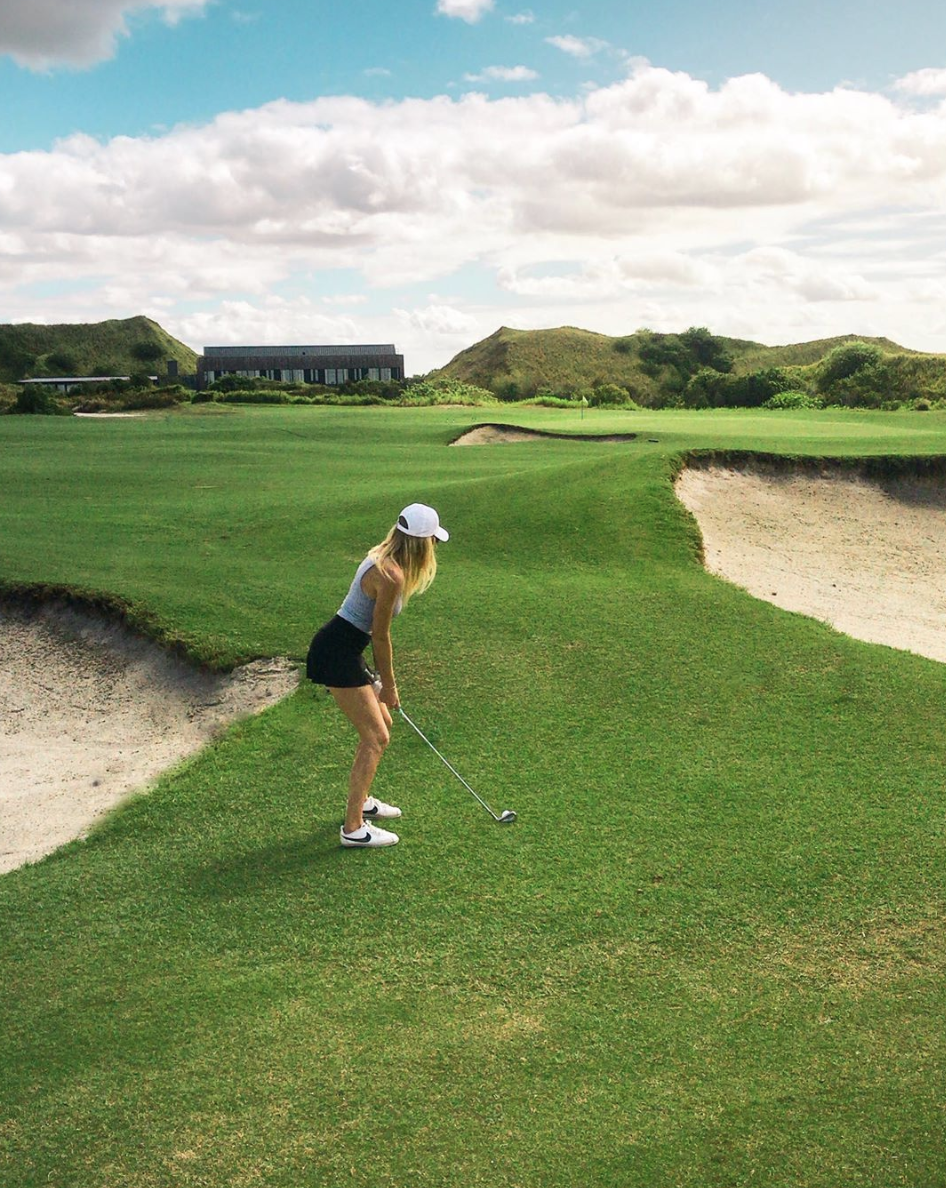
(397, 707, 503, 821)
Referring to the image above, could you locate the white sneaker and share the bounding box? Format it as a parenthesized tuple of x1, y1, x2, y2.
(362, 796, 402, 820)
(340, 822, 399, 847)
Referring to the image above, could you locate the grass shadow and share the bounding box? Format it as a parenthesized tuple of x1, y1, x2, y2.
(186, 831, 346, 898)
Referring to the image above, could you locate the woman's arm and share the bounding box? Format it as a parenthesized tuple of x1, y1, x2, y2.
(369, 566, 404, 708)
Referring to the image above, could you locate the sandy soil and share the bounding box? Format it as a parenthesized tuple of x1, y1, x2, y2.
(675, 464, 946, 664)
(0, 604, 298, 875)
(451, 423, 637, 445)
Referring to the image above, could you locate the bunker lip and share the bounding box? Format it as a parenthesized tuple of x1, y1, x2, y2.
(451, 423, 638, 446)
(0, 595, 298, 876)
(675, 451, 946, 666)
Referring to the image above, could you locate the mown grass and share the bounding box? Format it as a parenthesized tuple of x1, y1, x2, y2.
(1, 405, 945, 1187)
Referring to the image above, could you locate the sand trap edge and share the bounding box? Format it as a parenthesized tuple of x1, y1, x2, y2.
(451, 423, 638, 446)
(0, 588, 299, 875)
(0, 581, 232, 671)
(674, 449, 946, 666)
(675, 448, 946, 488)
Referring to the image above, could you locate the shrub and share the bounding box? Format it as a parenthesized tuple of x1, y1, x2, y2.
(762, 390, 824, 410)
(525, 395, 579, 408)
(215, 390, 290, 405)
(12, 385, 68, 415)
(725, 367, 795, 408)
(207, 373, 258, 393)
(89, 362, 123, 378)
(46, 351, 78, 374)
(818, 342, 884, 391)
(679, 326, 734, 374)
(684, 368, 730, 409)
(401, 377, 497, 406)
(590, 382, 631, 407)
(0, 346, 37, 382)
(119, 385, 189, 411)
(131, 342, 165, 364)
(638, 327, 734, 387)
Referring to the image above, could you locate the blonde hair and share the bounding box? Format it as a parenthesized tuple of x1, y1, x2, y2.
(369, 527, 438, 605)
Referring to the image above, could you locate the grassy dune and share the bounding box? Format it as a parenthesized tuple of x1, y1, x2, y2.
(434, 325, 939, 399)
(0, 315, 197, 382)
(1, 405, 945, 1187)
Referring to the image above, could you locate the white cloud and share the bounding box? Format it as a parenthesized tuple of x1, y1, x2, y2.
(545, 35, 609, 59)
(170, 299, 362, 351)
(497, 252, 715, 300)
(0, 0, 209, 69)
(436, 0, 494, 23)
(506, 11, 535, 24)
(5, 63, 946, 367)
(737, 247, 877, 302)
(464, 65, 539, 83)
(394, 303, 478, 336)
(894, 68, 946, 96)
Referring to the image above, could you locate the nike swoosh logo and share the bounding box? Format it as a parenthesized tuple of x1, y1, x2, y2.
(344, 830, 373, 843)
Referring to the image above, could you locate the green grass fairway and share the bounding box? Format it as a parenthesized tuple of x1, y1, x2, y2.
(2, 406, 946, 1188)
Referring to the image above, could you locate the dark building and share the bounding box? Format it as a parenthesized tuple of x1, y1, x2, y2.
(197, 344, 405, 387)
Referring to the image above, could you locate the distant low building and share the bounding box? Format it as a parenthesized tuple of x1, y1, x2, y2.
(197, 344, 405, 387)
(21, 376, 155, 394)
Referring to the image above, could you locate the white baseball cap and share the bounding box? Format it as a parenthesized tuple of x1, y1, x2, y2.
(397, 503, 449, 541)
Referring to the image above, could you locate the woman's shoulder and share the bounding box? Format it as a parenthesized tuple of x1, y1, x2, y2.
(365, 556, 404, 594)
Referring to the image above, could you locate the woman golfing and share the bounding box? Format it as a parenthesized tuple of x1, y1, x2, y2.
(307, 503, 449, 847)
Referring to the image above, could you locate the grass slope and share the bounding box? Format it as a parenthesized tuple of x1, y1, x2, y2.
(1, 405, 945, 1188)
(434, 325, 937, 397)
(729, 334, 916, 372)
(0, 315, 198, 381)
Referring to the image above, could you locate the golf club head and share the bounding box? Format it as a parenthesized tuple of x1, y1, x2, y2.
(499, 810, 517, 823)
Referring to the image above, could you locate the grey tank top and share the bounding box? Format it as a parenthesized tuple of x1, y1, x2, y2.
(337, 555, 403, 634)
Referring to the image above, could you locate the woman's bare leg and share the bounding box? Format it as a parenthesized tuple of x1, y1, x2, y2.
(373, 684, 393, 729)
(329, 685, 391, 832)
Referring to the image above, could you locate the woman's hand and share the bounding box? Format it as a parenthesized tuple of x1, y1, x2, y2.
(380, 682, 400, 710)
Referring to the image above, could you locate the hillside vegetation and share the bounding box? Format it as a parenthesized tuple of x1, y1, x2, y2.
(0, 316, 198, 383)
(5, 317, 946, 414)
(434, 325, 946, 410)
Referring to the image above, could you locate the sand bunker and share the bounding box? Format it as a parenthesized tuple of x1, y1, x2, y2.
(0, 603, 298, 875)
(676, 461, 946, 664)
(452, 423, 637, 445)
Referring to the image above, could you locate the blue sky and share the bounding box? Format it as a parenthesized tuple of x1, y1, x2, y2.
(5, 0, 946, 150)
(3, 0, 946, 371)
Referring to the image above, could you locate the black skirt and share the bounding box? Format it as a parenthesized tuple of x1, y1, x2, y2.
(306, 615, 374, 688)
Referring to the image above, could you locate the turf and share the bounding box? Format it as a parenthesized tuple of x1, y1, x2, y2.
(1, 404, 945, 1187)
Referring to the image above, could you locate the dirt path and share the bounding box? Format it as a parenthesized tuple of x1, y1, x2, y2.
(675, 463, 946, 664)
(0, 604, 297, 875)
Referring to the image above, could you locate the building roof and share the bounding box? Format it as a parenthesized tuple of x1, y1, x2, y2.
(202, 344, 398, 358)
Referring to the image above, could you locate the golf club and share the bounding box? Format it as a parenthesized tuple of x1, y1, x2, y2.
(397, 707, 517, 824)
